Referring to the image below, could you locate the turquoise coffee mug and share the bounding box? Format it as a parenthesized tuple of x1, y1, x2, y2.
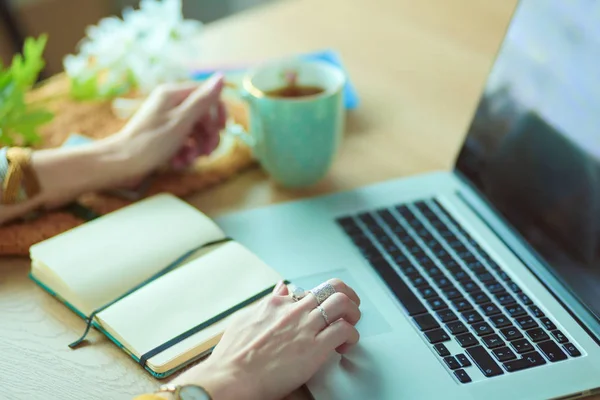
(230, 58, 346, 188)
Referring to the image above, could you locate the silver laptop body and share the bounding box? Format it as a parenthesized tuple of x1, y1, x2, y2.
(217, 1, 600, 399)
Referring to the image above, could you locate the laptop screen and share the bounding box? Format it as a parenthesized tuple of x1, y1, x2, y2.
(456, 0, 600, 320)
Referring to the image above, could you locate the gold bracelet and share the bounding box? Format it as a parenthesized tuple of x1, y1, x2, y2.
(1, 147, 41, 204)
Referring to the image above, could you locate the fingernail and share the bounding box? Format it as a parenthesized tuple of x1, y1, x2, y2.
(273, 280, 284, 294)
(205, 72, 224, 87)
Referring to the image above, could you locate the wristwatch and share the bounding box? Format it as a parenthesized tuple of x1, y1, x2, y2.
(156, 384, 212, 400)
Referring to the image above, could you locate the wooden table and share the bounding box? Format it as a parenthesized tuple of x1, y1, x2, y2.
(0, 0, 546, 398)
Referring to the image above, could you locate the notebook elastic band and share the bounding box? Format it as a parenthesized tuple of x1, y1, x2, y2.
(68, 237, 233, 349)
(138, 281, 289, 368)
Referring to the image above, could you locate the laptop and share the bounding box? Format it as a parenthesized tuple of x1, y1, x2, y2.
(216, 1, 600, 399)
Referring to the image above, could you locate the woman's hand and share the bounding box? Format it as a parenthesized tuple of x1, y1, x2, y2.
(0, 74, 226, 224)
(109, 73, 226, 179)
(169, 279, 361, 400)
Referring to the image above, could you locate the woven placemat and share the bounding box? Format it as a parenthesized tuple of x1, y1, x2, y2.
(0, 74, 255, 256)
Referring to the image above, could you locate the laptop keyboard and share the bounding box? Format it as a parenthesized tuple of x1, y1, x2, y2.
(336, 199, 581, 383)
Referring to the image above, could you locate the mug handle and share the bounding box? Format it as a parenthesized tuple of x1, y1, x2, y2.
(224, 118, 256, 147)
(223, 87, 263, 153)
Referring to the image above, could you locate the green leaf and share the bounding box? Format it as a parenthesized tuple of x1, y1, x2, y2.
(0, 34, 53, 146)
(10, 35, 48, 89)
(69, 75, 101, 100)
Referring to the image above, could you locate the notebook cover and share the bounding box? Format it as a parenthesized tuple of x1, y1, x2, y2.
(28, 273, 213, 379)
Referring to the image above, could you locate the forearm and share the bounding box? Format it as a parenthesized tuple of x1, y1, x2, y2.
(0, 138, 129, 224)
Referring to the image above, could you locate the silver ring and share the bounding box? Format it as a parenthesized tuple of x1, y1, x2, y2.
(317, 305, 330, 325)
(310, 282, 336, 305)
(289, 285, 307, 302)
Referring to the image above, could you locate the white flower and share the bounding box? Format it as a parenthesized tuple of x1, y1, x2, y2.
(64, 0, 203, 97)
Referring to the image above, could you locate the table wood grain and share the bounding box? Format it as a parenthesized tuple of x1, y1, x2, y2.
(5, 0, 594, 399)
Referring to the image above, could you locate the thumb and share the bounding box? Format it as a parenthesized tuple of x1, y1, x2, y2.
(273, 280, 289, 296)
(176, 73, 225, 119)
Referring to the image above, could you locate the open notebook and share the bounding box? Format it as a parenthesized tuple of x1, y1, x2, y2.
(29, 194, 282, 378)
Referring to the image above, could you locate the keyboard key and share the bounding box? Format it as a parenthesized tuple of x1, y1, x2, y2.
(470, 291, 491, 305)
(444, 356, 461, 370)
(529, 305, 545, 318)
(551, 330, 568, 344)
(337, 216, 361, 233)
(472, 322, 494, 337)
(496, 293, 516, 306)
(453, 270, 471, 282)
(563, 343, 581, 357)
(500, 326, 524, 341)
(454, 369, 472, 384)
(417, 285, 438, 299)
(462, 310, 484, 324)
(507, 281, 522, 293)
(490, 314, 511, 328)
(447, 239, 463, 248)
(442, 286, 462, 300)
(526, 328, 550, 343)
(477, 272, 496, 283)
(446, 321, 468, 335)
(456, 333, 479, 348)
(517, 293, 533, 305)
(511, 339, 534, 354)
(427, 297, 448, 311)
(493, 346, 516, 362)
(359, 212, 379, 227)
(506, 304, 527, 318)
(503, 351, 546, 372)
(446, 263, 462, 275)
(407, 245, 424, 255)
(486, 282, 505, 294)
(497, 271, 512, 281)
(398, 262, 418, 275)
(434, 343, 450, 357)
(413, 314, 440, 331)
(368, 255, 427, 316)
(466, 346, 504, 377)
(452, 298, 473, 312)
(425, 328, 450, 344)
(540, 318, 557, 331)
(433, 249, 452, 260)
(483, 334, 504, 349)
(408, 273, 428, 288)
(432, 275, 453, 289)
(456, 353, 471, 367)
(515, 316, 538, 330)
(465, 260, 485, 271)
(436, 309, 458, 323)
(537, 340, 567, 362)
(414, 255, 433, 266)
(461, 280, 479, 293)
(480, 303, 502, 317)
(456, 250, 474, 260)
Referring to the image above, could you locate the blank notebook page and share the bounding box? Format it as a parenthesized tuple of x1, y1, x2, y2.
(30, 194, 225, 315)
(97, 242, 282, 368)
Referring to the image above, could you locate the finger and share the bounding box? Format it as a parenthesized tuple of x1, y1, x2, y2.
(316, 320, 360, 354)
(273, 280, 289, 296)
(309, 292, 361, 331)
(176, 73, 225, 121)
(150, 81, 201, 112)
(216, 100, 228, 129)
(199, 129, 221, 156)
(298, 278, 361, 311)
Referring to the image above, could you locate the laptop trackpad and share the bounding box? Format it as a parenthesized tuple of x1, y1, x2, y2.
(291, 269, 392, 338)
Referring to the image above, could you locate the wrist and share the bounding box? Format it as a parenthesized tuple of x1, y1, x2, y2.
(169, 359, 252, 400)
(31, 139, 133, 207)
